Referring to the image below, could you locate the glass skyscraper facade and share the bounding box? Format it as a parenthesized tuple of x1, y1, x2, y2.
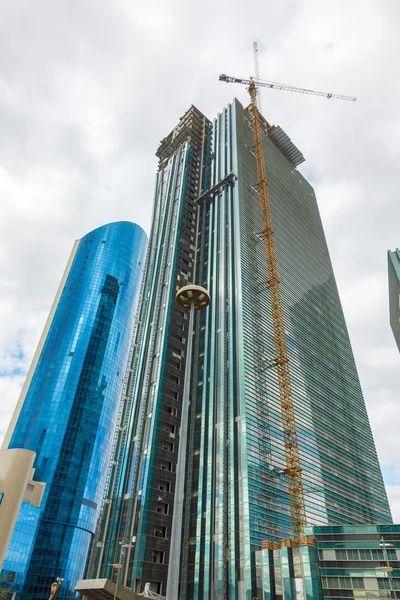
(1, 221, 147, 600)
(90, 107, 210, 598)
(90, 102, 391, 600)
(388, 249, 400, 352)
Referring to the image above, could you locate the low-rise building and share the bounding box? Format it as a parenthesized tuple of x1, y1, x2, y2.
(256, 524, 400, 599)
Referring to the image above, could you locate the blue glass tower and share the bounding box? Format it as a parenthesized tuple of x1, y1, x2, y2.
(1, 221, 147, 600)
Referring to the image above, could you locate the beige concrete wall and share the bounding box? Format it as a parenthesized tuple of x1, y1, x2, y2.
(0, 448, 38, 569)
(2, 240, 79, 450)
(24, 475, 46, 509)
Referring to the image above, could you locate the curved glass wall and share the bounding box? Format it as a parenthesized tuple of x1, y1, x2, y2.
(1, 221, 147, 600)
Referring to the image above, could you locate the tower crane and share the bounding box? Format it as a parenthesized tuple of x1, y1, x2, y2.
(220, 68, 355, 543)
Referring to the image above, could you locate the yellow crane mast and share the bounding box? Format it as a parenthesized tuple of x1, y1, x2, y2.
(249, 80, 306, 542)
(220, 66, 355, 542)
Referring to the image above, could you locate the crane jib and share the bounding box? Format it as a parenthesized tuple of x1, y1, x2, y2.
(218, 73, 356, 101)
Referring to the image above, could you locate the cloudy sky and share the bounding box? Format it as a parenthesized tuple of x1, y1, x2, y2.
(1, 0, 399, 520)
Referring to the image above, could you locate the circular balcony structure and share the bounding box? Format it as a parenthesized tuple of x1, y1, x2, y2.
(175, 284, 210, 311)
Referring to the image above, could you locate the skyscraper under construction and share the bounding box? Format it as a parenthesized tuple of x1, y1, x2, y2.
(89, 101, 391, 599)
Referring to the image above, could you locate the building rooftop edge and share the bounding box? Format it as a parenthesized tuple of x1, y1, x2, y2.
(77, 221, 148, 243)
(156, 98, 305, 168)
